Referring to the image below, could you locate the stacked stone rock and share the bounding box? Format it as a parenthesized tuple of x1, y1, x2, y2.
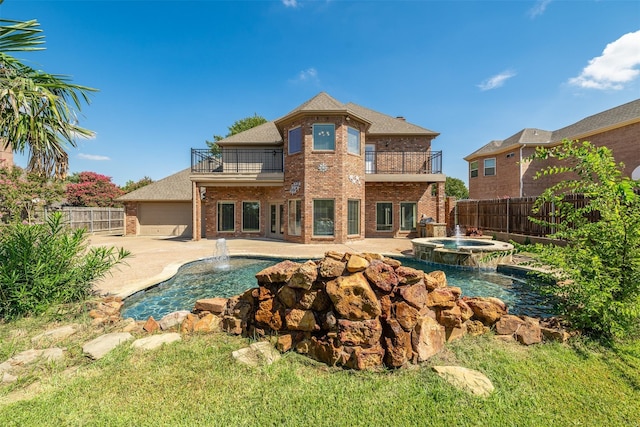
(222, 251, 517, 370)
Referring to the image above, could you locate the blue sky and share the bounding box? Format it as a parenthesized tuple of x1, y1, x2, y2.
(2, 0, 639, 186)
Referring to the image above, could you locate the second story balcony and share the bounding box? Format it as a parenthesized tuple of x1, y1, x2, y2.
(191, 148, 443, 184)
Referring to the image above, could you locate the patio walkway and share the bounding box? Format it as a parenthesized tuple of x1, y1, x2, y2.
(89, 235, 414, 298)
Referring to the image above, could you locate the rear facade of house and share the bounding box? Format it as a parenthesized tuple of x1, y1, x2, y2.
(189, 92, 446, 244)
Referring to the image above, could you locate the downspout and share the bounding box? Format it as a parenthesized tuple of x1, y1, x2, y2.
(519, 145, 524, 197)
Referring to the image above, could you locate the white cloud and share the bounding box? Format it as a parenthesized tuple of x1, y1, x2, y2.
(290, 67, 319, 84)
(78, 153, 110, 161)
(478, 70, 517, 91)
(568, 30, 640, 90)
(282, 0, 298, 7)
(528, 0, 552, 19)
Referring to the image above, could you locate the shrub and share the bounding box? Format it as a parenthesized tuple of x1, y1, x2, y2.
(527, 140, 640, 340)
(0, 212, 130, 319)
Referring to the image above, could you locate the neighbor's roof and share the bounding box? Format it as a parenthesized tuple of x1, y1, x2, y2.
(118, 168, 192, 202)
(552, 98, 640, 142)
(465, 98, 640, 160)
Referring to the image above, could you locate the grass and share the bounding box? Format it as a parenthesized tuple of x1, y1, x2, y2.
(1, 307, 639, 426)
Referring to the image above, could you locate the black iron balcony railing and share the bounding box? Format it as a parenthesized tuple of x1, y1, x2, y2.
(191, 148, 284, 173)
(364, 151, 442, 174)
(191, 148, 442, 175)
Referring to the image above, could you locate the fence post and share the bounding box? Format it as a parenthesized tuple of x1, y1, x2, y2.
(506, 198, 510, 234)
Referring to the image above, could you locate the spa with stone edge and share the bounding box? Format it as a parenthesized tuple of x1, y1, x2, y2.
(412, 237, 514, 269)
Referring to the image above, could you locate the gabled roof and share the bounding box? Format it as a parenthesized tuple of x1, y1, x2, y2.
(345, 102, 438, 136)
(465, 98, 640, 160)
(273, 92, 438, 136)
(552, 98, 640, 141)
(118, 168, 192, 202)
(464, 128, 552, 160)
(216, 121, 282, 146)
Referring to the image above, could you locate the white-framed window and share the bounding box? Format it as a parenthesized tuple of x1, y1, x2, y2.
(288, 199, 302, 236)
(484, 158, 496, 176)
(242, 201, 260, 232)
(313, 124, 335, 151)
(288, 126, 302, 155)
(376, 202, 393, 231)
(347, 126, 360, 155)
(470, 161, 478, 178)
(313, 199, 334, 236)
(218, 201, 235, 232)
(400, 202, 416, 231)
(347, 199, 360, 235)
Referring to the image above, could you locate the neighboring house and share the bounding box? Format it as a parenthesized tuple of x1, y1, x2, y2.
(0, 143, 13, 169)
(122, 92, 446, 242)
(464, 99, 640, 199)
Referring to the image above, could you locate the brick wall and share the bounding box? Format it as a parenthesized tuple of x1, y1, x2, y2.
(124, 202, 139, 236)
(469, 121, 640, 199)
(201, 115, 443, 243)
(364, 182, 435, 238)
(0, 143, 13, 169)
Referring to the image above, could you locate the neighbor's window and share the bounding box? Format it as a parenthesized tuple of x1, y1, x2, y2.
(470, 161, 478, 178)
(376, 202, 393, 231)
(242, 201, 260, 232)
(313, 124, 335, 151)
(347, 127, 360, 155)
(313, 199, 334, 236)
(347, 199, 360, 235)
(288, 126, 302, 155)
(288, 199, 302, 236)
(484, 158, 496, 176)
(400, 202, 416, 231)
(218, 202, 235, 232)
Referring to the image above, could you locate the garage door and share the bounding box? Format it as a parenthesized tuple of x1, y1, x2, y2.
(139, 202, 192, 237)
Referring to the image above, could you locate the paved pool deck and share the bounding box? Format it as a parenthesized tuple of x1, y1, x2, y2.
(89, 235, 415, 298)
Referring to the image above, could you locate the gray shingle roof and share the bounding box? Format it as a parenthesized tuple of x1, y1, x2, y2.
(465, 98, 640, 159)
(216, 121, 283, 146)
(345, 102, 438, 135)
(274, 92, 438, 136)
(552, 98, 640, 141)
(118, 167, 192, 201)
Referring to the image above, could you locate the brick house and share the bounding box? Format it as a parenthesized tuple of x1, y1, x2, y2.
(0, 143, 13, 169)
(464, 98, 640, 199)
(122, 92, 446, 242)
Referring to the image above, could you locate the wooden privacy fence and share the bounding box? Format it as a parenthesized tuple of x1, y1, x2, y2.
(455, 195, 598, 237)
(56, 207, 125, 234)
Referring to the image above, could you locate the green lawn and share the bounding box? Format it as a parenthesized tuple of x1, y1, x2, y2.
(1, 310, 639, 427)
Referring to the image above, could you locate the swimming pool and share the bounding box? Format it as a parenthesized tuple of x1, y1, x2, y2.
(121, 256, 549, 320)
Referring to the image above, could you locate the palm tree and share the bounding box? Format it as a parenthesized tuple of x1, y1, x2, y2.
(0, 18, 96, 178)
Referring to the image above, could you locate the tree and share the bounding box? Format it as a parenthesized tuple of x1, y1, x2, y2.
(121, 176, 154, 193)
(65, 171, 124, 207)
(0, 19, 96, 179)
(445, 177, 469, 199)
(206, 113, 267, 151)
(527, 139, 640, 340)
(0, 165, 64, 224)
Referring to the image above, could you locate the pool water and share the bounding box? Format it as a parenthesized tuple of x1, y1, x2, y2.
(121, 256, 550, 320)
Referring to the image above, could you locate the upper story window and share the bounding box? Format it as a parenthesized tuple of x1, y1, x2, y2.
(313, 124, 335, 151)
(470, 161, 478, 178)
(288, 126, 302, 155)
(484, 158, 496, 176)
(347, 127, 360, 155)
